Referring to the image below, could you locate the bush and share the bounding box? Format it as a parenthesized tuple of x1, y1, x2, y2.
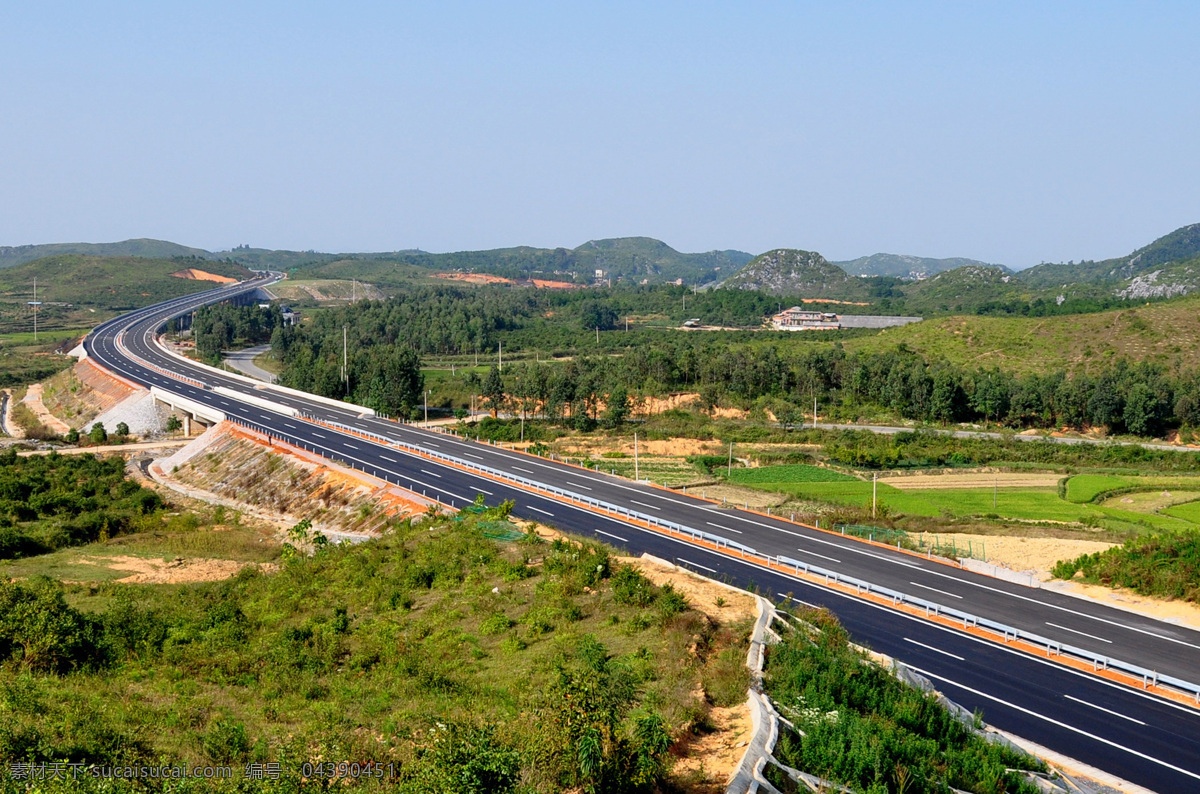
(0, 579, 106, 673)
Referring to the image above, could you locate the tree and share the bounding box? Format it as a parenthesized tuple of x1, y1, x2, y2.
(115, 422, 130, 437)
(165, 415, 183, 433)
(1123, 383, 1165, 438)
(579, 301, 618, 332)
(602, 386, 630, 428)
(482, 365, 506, 417)
(89, 422, 108, 445)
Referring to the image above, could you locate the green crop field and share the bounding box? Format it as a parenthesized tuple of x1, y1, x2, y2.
(731, 464, 1200, 531)
(730, 464, 858, 484)
(1164, 501, 1200, 523)
(1065, 475, 1132, 503)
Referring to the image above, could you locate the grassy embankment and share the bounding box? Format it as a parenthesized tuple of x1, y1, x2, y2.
(845, 294, 1200, 375)
(764, 607, 1045, 794)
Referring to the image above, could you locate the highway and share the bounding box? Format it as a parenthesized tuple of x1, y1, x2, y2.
(83, 275, 1200, 791)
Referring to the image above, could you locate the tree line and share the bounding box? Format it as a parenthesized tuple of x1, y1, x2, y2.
(190, 303, 284, 361)
(267, 286, 1200, 437)
(467, 342, 1194, 438)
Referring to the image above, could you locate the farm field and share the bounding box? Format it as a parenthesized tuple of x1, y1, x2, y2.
(730, 464, 1200, 532)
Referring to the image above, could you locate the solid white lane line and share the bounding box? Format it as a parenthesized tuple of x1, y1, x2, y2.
(795, 547, 840, 563)
(707, 521, 744, 535)
(770, 563, 1200, 719)
(910, 581, 964, 599)
(909, 666, 1197, 780)
(526, 506, 555, 517)
(1046, 622, 1113, 644)
(677, 558, 717, 574)
(569, 482, 594, 491)
(1063, 694, 1145, 725)
(594, 529, 629, 543)
(631, 500, 661, 511)
(904, 637, 965, 661)
(419, 469, 442, 478)
(912, 559, 1200, 651)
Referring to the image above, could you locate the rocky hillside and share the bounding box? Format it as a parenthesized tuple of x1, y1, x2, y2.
(834, 253, 1007, 279)
(720, 249, 867, 298)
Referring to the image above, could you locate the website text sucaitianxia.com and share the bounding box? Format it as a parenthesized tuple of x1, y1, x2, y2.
(8, 761, 398, 782)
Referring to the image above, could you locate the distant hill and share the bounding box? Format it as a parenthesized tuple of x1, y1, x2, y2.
(0, 255, 252, 309)
(570, 237, 752, 284)
(284, 237, 752, 286)
(1017, 223, 1200, 288)
(834, 253, 1008, 279)
(721, 249, 869, 298)
(845, 292, 1200, 375)
(0, 238, 211, 269)
(899, 265, 1024, 313)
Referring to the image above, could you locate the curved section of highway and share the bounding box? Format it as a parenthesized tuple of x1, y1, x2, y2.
(84, 276, 1200, 792)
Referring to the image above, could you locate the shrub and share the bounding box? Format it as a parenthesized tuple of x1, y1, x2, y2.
(0, 579, 105, 673)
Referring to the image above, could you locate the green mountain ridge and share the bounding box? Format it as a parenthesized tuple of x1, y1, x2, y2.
(0, 238, 211, 269)
(1017, 223, 1200, 287)
(833, 253, 1008, 279)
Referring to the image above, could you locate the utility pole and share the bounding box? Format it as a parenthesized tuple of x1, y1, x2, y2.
(872, 472, 878, 518)
(595, 326, 599, 343)
(424, 390, 429, 426)
(634, 432, 639, 481)
(342, 325, 348, 394)
(727, 441, 733, 477)
(29, 278, 41, 341)
(813, 392, 818, 429)
(499, 341, 503, 372)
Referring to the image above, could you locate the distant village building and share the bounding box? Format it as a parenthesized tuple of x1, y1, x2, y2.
(769, 307, 840, 331)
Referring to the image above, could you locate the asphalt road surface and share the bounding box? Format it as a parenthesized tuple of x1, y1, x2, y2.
(82, 275, 1200, 791)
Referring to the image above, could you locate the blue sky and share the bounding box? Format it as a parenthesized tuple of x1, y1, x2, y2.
(2, 2, 1198, 267)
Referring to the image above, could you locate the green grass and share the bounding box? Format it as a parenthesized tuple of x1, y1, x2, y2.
(843, 294, 1200, 375)
(1163, 500, 1200, 523)
(731, 464, 1200, 530)
(1065, 474, 1131, 503)
(730, 464, 857, 484)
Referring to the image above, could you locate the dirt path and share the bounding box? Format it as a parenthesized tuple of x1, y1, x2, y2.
(77, 554, 278, 584)
(21, 383, 71, 435)
(19, 439, 190, 457)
